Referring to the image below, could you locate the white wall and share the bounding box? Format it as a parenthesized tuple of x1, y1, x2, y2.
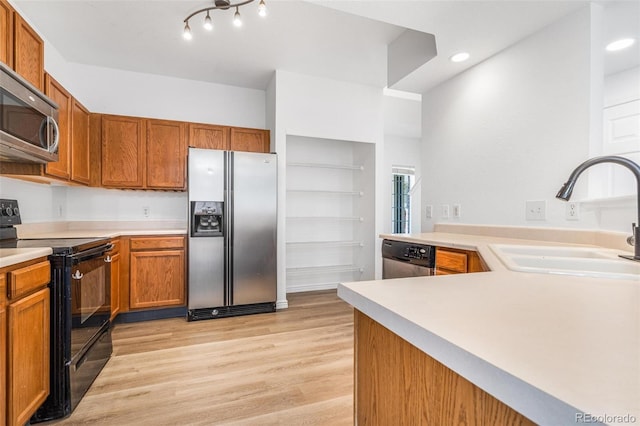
(383, 94, 422, 235)
(0, 177, 65, 223)
(421, 5, 615, 231)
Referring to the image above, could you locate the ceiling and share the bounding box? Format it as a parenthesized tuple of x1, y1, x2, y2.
(13, 0, 637, 93)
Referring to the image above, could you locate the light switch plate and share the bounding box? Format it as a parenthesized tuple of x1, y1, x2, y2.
(425, 205, 433, 219)
(442, 204, 450, 219)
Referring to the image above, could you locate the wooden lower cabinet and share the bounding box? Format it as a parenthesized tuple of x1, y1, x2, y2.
(108, 240, 121, 321)
(355, 310, 534, 425)
(2, 257, 51, 426)
(436, 247, 486, 275)
(128, 236, 185, 310)
(0, 274, 6, 424)
(8, 288, 49, 426)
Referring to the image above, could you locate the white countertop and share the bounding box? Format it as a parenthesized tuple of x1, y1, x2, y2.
(19, 228, 187, 239)
(339, 232, 639, 425)
(0, 247, 53, 268)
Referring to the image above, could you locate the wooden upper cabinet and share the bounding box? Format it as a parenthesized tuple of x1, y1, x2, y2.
(146, 119, 186, 190)
(13, 13, 44, 91)
(230, 127, 270, 153)
(0, 0, 14, 68)
(70, 99, 91, 185)
(188, 123, 229, 150)
(101, 115, 145, 188)
(44, 74, 72, 180)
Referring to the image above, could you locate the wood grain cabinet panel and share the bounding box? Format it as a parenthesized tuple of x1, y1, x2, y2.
(130, 236, 185, 251)
(436, 247, 486, 275)
(7, 261, 50, 300)
(230, 127, 270, 153)
(44, 74, 72, 180)
(8, 288, 49, 426)
(101, 115, 145, 188)
(0, 273, 6, 424)
(128, 236, 186, 310)
(70, 99, 91, 185)
(188, 123, 229, 150)
(0, 0, 14, 67)
(108, 239, 121, 321)
(146, 119, 186, 190)
(130, 250, 185, 309)
(355, 311, 534, 426)
(13, 13, 44, 91)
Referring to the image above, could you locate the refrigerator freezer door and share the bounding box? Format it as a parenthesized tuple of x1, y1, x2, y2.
(188, 148, 225, 309)
(230, 151, 277, 305)
(187, 148, 225, 201)
(188, 237, 224, 309)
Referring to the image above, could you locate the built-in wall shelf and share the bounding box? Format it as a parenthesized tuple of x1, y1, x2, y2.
(287, 189, 364, 196)
(286, 265, 364, 276)
(287, 162, 364, 171)
(287, 240, 364, 248)
(285, 134, 375, 293)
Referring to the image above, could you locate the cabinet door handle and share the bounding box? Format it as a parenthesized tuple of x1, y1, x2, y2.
(105, 255, 112, 263)
(72, 270, 84, 280)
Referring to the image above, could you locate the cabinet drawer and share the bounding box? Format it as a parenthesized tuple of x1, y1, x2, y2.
(130, 236, 185, 251)
(436, 250, 467, 274)
(8, 261, 50, 300)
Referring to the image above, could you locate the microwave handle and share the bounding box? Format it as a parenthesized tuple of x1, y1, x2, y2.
(48, 116, 60, 154)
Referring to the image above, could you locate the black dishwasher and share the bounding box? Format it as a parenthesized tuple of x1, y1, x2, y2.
(382, 239, 436, 278)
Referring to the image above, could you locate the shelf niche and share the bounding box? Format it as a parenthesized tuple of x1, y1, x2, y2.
(285, 135, 375, 293)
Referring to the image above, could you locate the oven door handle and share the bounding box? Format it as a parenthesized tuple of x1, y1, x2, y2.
(71, 243, 114, 263)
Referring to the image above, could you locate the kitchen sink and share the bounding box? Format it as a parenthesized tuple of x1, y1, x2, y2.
(489, 244, 640, 280)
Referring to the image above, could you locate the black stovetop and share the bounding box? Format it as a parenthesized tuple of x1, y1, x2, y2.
(0, 237, 110, 255)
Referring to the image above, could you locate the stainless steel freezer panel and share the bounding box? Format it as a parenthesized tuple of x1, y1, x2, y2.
(187, 148, 225, 201)
(230, 151, 277, 305)
(188, 237, 225, 309)
(188, 147, 225, 310)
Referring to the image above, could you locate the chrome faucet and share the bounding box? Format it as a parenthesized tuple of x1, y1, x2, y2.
(556, 155, 640, 262)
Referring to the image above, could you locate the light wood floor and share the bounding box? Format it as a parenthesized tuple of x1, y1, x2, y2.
(52, 290, 354, 425)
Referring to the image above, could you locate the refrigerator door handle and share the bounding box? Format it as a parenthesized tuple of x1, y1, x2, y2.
(224, 151, 233, 306)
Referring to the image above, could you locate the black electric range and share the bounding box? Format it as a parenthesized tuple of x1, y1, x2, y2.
(1, 199, 114, 423)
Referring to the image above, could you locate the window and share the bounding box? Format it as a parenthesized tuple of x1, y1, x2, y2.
(391, 166, 414, 233)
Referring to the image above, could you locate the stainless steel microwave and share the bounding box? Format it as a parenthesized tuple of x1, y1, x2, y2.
(0, 61, 59, 163)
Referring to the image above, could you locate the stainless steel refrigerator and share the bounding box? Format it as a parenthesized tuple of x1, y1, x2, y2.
(187, 147, 277, 321)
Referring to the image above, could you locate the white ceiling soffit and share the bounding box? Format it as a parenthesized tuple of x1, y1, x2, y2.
(310, 0, 588, 94)
(602, 1, 640, 76)
(13, 0, 405, 90)
(387, 29, 437, 89)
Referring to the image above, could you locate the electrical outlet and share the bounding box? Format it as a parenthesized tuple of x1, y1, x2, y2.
(525, 200, 546, 221)
(425, 205, 433, 219)
(143, 206, 150, 217)
(442, 204, 450, 219)
(452, 204, 461, 218)
(566, 202, 580, 220)
(58, 204, 63, 218)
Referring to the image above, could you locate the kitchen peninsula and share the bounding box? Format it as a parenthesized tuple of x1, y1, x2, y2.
(339, 226, 639, 425)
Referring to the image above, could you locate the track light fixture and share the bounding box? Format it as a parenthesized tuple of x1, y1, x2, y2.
(183, 0, 267, 40)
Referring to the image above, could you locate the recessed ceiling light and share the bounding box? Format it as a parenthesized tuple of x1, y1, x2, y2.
(606, 38, 636, 52)
(450, 52, 470, 63)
